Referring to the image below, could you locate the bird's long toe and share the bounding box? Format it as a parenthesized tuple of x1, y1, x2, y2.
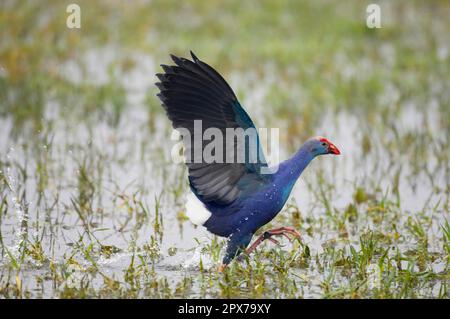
(218, 264, 227, 273)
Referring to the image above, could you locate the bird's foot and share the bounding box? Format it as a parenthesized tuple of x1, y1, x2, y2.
(267, 226, 303, 242)
(244, 226, 303, 256)
(218, 264, 227, 273)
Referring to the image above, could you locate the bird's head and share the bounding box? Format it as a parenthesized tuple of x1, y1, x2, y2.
(307, 136, 341, 157)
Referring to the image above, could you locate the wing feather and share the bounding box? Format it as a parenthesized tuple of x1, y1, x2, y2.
(156, 52, 268, 205)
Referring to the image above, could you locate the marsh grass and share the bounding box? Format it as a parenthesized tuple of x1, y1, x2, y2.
(0, 0, 449, 298)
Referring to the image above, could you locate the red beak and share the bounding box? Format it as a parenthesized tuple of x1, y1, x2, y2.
(328, 142, 341, 155)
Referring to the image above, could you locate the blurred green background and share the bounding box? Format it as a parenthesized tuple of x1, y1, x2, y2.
(0, 0, 448, 298)
(1, 0, 449, 138)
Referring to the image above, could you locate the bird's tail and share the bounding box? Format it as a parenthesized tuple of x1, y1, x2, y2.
(185, 193, 212, 226)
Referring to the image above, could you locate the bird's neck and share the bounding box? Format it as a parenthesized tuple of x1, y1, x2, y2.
(278, 143, 314, 183)
(268, 144, 314, 204)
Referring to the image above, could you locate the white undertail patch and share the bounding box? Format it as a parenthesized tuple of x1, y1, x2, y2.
(185, 193, 212, 226)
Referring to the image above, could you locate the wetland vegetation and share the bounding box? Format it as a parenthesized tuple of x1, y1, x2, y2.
(0, 0, 448, 298)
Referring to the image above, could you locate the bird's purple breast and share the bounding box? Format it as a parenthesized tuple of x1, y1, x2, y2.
(204, 181, 290, 237)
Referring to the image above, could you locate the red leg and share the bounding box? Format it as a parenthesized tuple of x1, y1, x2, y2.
(267, 227, 303, 241)
(219, 231, 285, 272)
(244, 226, 302, 256)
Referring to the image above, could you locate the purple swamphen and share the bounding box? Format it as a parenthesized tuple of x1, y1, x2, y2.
(155, 52, 340, 271)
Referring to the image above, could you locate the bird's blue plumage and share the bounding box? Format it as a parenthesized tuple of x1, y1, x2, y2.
(202, 144, 315, 263)
(156, 52, 340, 266)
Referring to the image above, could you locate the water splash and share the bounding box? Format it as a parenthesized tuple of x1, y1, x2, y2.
(182, 241, 216, 271)
(2, 159, 28, 263)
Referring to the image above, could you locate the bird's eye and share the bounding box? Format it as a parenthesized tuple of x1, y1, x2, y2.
(322, 142, 327, 147)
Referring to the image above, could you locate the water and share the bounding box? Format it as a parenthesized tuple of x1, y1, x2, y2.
(0, 46, 448, 298)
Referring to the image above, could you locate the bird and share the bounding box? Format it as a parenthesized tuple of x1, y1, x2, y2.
(155, 51, 340, 271)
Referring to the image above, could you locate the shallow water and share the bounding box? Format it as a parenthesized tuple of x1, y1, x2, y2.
(1, 0, 449, 298)
(0, 47, 448, 297)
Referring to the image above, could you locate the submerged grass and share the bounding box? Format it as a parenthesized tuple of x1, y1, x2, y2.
(0, 0, 449, 298)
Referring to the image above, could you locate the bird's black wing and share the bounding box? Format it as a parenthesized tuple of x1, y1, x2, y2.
(156, 51, 268, 205)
